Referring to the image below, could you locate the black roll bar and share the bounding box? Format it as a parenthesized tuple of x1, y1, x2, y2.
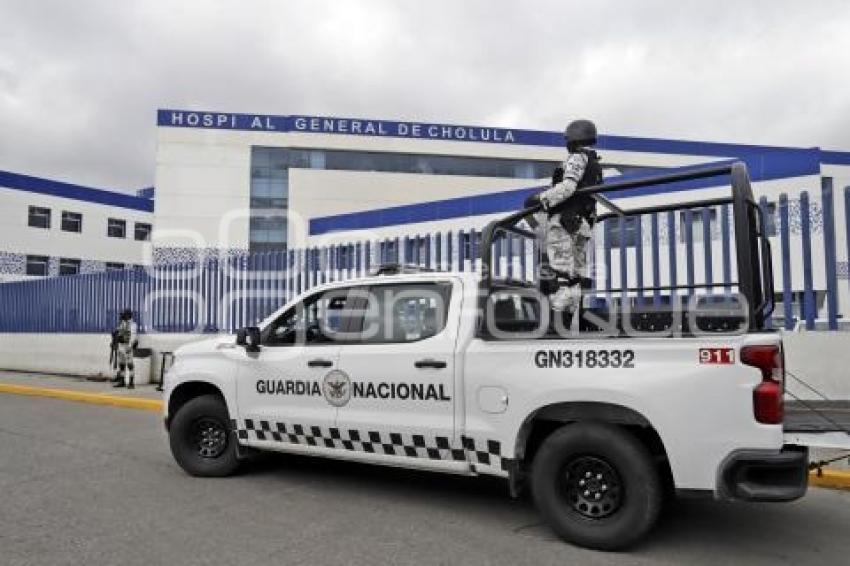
(479, 161, 771, 330)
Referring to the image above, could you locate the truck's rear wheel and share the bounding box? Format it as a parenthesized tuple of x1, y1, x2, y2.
(531, 422, 661, 551)
(169, 394, 240, 477)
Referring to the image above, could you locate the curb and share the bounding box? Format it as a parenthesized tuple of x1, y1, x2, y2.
(809, 469, 850, 491)
(0, 382, 163, 412)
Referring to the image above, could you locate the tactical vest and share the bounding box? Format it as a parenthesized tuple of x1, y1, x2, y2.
(560, 149, 602, 234)
(117, 321, 131, 344)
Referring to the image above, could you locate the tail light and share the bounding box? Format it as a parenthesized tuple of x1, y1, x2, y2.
(741, 344, 784, 425)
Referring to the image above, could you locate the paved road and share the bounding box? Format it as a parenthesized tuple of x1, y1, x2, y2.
(2, 395, 849, 566)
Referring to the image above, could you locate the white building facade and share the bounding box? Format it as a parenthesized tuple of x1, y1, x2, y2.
(153, 108, 850, 323)
(0, 171, 154, 282)
(154, 109, 850, 250)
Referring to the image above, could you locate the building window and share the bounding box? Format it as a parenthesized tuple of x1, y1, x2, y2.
(249, 214, 287, 252)
(28, 206, 51, 229)
(252, 146, 564, 182)
(107, 218, 126, 238)
(25, 255, 49, 276)
(134, 222, 152, 241)
(61, 211, 83, 233)
(59, 258, 81, 276)
(106, 262, 125, 271)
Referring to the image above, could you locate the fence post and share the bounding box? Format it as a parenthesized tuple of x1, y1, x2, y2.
(702, 207, 713, 299)
(779, 194, 793, 330)
(821, 178, 838, 330)
(446, 230, 450, 271)
(469, 230, 477, 272)
(721, 204, 732, 295)
(757, 199, 770, 327)
(684, 209, 695, 302)
(651, 213, 660, 306)
(635, 216, 644, 305)
(603, 219, 612, 304)
(800, 191, 815, 330)
(618, 216, 628, 304)
(458, 230, 466, 272)
(667, 211, 677, 306)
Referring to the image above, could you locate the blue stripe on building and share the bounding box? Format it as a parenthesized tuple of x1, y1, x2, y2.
(309, 155, 823, 235)
(821, 150, 850, 166)
(0, 170, 153, 212)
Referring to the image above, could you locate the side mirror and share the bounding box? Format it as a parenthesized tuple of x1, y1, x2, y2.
(236, 326, 261, 352)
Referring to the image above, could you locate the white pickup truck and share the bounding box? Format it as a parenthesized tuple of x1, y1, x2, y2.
(163, 163, 810, 550)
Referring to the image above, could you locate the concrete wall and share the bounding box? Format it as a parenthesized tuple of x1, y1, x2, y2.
(0, 330, 847, 400)
(781, 331, 850, 399)
(0, 333, 209, 385)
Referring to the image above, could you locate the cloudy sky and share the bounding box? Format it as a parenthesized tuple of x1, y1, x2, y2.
(1, 0, 849, 193)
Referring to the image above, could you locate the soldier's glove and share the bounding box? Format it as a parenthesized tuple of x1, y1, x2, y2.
(539, 264, 559, 296)
(551, 166, 564, 186)
(523, 193, 541, 209)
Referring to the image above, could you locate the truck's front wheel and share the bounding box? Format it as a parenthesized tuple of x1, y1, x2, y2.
(531, 422, 662, 551)
(169, 394, 240, 477)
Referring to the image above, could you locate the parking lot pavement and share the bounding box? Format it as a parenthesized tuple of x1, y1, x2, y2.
(2, 394, 850, 566)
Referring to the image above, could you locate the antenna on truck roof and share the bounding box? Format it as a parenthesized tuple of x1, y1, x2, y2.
(371, 263, 435, 276)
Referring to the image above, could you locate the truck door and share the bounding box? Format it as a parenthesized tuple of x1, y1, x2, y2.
(233, 286, 359, 448)
(334, 280, 465, 468)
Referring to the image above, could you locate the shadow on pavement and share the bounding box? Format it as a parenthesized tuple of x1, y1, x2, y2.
(237, 451, 848, 557)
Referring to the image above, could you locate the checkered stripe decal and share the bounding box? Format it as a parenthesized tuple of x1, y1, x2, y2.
(231, 418, 511, 473)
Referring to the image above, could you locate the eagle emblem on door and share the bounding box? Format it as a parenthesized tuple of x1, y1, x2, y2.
(322, 370, 352, 407)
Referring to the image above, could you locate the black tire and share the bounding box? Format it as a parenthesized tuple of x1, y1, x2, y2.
(531, 422, 662, 551)
(169, 394, 240, 477)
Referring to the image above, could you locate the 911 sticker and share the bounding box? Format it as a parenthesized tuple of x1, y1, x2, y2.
(699, 348, 735, 364)
(535, 349, 635, 369)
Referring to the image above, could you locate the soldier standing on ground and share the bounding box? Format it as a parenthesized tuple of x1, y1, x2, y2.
(112, 309, 138, 389)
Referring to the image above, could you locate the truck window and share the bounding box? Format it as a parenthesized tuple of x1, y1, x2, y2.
(487, 290, 543, 335)
(263, 288, 361, 345)
(357, 283, 451, 344)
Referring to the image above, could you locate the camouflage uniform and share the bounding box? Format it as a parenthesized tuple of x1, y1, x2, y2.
(114, 318, 138, 388)
(539, 151, 596, 314)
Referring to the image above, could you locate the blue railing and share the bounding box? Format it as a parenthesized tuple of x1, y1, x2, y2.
(0, 188, 847, 333)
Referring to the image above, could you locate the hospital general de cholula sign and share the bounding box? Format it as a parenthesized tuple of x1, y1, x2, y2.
(156, 109, 553, 145)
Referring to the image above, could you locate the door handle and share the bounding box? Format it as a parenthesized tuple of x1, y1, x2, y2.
(307, 359, 333, 368)
(414, 359, 447, 369)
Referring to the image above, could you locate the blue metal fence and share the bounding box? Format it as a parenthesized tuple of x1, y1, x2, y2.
(0, 190, 847, 333)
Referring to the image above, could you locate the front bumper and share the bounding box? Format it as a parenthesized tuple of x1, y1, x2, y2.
(718, 446, 808, 502)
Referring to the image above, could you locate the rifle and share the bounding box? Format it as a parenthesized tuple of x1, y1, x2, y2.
(109, 330, 119, 370)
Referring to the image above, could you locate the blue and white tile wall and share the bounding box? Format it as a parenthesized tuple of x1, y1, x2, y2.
(0, 251, 25, 276)
(151, 246, 250, 266)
